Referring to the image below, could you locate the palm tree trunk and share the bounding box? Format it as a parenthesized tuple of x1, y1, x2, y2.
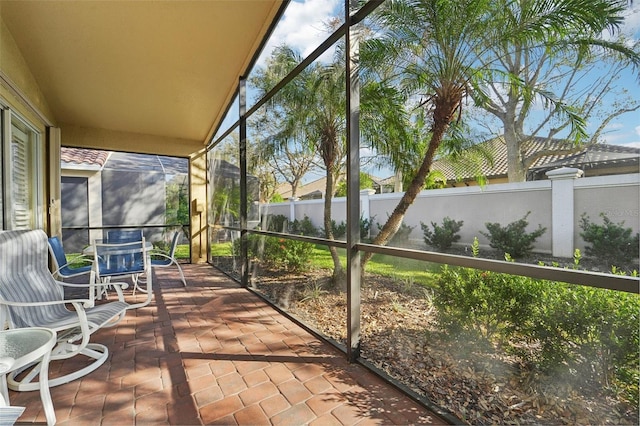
(361, 96, 460, 269)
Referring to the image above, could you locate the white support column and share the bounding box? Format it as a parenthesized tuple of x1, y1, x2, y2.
(546, 167, 584, 258)
(359, 189, 375, 239)
(289, 197, 298, 224)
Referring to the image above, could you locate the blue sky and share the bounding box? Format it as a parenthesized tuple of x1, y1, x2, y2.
(257, 0, 640, 148)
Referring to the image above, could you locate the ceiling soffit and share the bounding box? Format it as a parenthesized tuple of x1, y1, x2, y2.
(1, 0, 282, 147)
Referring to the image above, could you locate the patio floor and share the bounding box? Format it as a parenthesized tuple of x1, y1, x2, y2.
(8, 264, 449, 425)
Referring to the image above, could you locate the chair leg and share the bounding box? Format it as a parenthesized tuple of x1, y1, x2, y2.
(7, 343, 109, 391)
(176, 263, 187, 286)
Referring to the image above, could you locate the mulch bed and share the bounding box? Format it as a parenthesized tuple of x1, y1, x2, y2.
(251, 261, 638, 425)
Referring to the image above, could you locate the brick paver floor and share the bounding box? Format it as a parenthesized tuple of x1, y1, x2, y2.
(8, 264, 449, 425)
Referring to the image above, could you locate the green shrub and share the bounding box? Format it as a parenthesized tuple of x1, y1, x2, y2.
(264, 214, 289, 233)
(360, 215, 374, 241)
(579, 213, 639, 267)
(291, 215, 317, 236)
(234, 234, 313, 272)
(375, 218, 415, 246)
(421, 217, 463, 250)
(434, 240, 640, 405)
(481, 211, 546, 258)
(434, 240, 538, 342)
(329, 220, 347, 239)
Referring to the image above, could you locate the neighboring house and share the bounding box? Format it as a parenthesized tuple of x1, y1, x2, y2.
(276, 174, 389, 200)
(276, 177, 328, 200)
(60, 148, 188, 252)
(380, 136, 640, 189)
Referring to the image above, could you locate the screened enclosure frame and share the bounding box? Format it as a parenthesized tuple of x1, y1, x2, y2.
(207, 0, 639, 363)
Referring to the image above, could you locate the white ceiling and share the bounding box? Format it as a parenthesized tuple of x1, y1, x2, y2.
(1, 0, 282, 147)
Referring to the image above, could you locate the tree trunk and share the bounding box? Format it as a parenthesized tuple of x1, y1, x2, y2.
(504, 124, 526, 182)
(323, 167, 345, 287)
(361, 96, 460, 269)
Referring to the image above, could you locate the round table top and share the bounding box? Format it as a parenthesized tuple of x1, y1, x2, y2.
(0, 328, 56, 373)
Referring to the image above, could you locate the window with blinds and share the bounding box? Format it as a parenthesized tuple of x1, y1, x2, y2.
(11, 123, 33, 229)
(1, 109, 41, 230)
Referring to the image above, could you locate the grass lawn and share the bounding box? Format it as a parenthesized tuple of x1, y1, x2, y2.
(210, 241, 439, 287)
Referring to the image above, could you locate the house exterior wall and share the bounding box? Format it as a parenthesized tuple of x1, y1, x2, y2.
(0, 16, 55, 123)
(0, 14, 57, 234)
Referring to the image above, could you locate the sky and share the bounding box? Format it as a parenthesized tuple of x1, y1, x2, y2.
(254, 0, 640, 149)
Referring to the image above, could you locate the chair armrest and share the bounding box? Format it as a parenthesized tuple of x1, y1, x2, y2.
(55, 279, 128, 290)
(0, 298, 92, 308)
(51, 256, 93, 276)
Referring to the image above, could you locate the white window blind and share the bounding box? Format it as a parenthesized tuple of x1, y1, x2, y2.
(1, 111, 41, 230)
(11, 123, 32, 229)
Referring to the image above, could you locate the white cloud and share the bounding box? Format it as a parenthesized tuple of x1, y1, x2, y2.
(256, 0, 340, 67)
(620, 2, 640, 40)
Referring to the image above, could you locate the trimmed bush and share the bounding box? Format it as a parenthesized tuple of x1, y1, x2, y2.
(481, 211, 546, 258)
(421, 216, 463, 250)
(291, 215, 317, 236)
(579, 213, 639, 267)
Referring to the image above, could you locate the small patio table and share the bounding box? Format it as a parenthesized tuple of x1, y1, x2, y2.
(86, 239, 154, 308)
(0, 327, 56, 425)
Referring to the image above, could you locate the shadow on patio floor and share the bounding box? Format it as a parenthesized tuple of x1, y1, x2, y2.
(9, 264, 449, 425)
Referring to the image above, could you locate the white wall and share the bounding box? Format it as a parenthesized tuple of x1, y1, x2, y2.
(261, 173, 640, 257)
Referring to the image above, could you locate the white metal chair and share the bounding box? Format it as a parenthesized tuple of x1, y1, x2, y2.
(150, 231, 187, 286)
(0, 229, 129, 391)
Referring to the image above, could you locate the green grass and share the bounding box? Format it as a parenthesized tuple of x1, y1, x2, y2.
(210, 242, 233, 257)
(213, 242, 439, 287)
(366, 253, 439, 287)
(74, 241, 439, 286)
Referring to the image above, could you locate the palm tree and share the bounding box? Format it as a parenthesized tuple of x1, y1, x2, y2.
(360, 0, 638, 267)
(251, 46, 348, 282)
(475, 0, 640, 181)
(252, 43, 409, 285)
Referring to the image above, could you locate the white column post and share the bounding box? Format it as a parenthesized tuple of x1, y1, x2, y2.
(289, 197, 298, 225)
(359, 189, 375, 239)
(546, 167, 583, 258)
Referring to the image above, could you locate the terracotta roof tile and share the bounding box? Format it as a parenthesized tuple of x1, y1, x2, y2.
(61, 147, 110, 167)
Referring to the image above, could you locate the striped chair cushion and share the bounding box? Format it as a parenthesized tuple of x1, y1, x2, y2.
(0, 229, 127, 332)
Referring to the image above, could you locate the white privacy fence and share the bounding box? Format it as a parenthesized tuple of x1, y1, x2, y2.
(260, 169, 640, 258)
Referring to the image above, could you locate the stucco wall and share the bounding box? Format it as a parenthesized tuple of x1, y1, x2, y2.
(262, 173, 639, 257)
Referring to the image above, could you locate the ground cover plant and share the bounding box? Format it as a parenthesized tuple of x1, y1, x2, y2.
(215, 237, 639, 425)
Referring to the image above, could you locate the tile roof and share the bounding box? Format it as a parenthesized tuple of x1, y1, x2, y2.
(431, 136, 640, 182)
(277, 177, 328, 200)
(61, 147, 110, 167)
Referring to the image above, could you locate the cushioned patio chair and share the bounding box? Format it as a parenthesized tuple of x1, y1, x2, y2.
(0, 229, 129, 391)
(47, 236, 92, 281)
(150, 231, 186, 287)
